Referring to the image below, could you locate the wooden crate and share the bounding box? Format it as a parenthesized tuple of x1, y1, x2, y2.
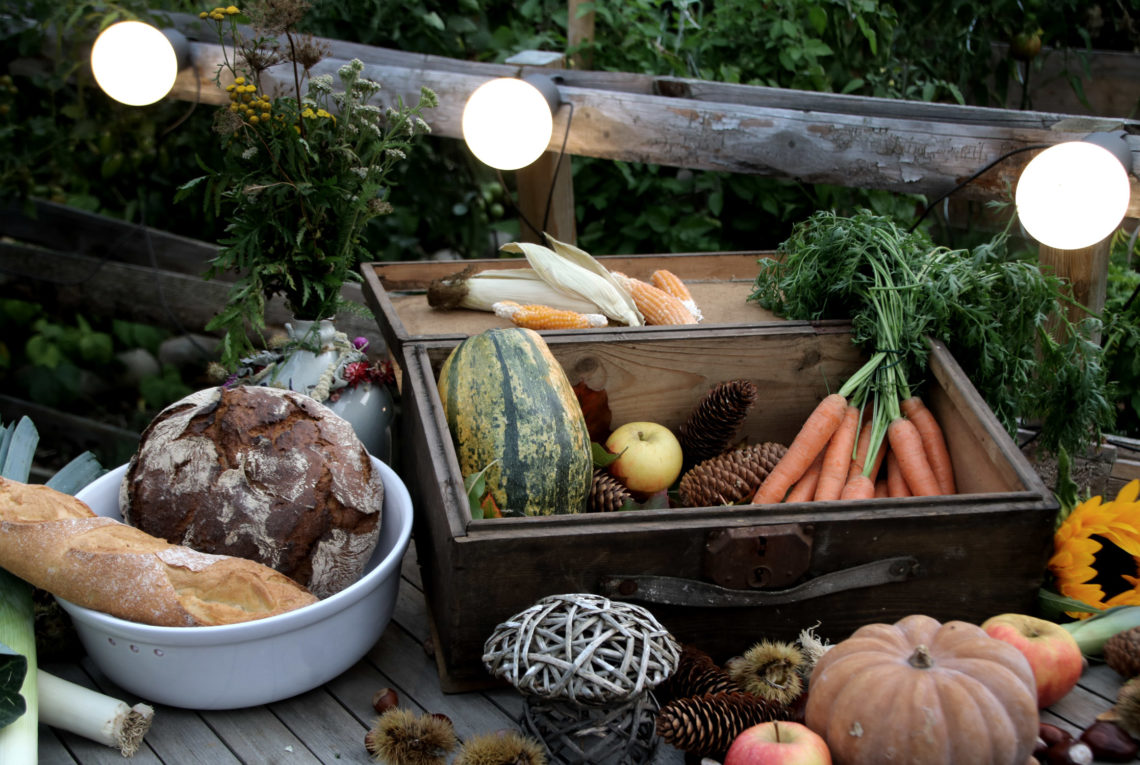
(393, 322, 1058, 692)
(360, 252, 777, 363)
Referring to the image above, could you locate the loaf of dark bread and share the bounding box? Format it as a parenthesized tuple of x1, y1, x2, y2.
(120, 385, 383, 598)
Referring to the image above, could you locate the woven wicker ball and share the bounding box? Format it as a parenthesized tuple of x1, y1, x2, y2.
(522, 695, 661, 765)
(483, 593, 681, 706)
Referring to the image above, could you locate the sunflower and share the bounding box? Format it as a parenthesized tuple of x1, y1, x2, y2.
(1049, 479, 1140, 616)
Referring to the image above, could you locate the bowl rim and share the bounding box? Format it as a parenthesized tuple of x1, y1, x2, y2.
(60, 456, 413, 646)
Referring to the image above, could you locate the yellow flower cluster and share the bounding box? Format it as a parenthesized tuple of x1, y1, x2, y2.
(300, 106, 335, 124)
(199, 5, 241, 21)
(1049, 479, 1140, 616)
(226, 76, 272, 124)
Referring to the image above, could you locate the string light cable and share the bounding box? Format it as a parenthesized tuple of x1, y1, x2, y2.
(908, 143, 1049, 233)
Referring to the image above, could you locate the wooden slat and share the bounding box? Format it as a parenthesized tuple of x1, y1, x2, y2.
(199, 705, 323, 764)
(161, 15, 1140, 217)
(0, 238, 385, 352)
(365, 590, 522, 740)
(269, 689, 372, 763)
(0, 199, 218, 277)
(37, 728, 79, 765)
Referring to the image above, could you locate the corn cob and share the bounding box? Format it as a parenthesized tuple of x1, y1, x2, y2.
(493, 300, 608, 330)
(651, 268, 703, 322)
(427, 266, 601, 315)
(612, 272, 699, 326)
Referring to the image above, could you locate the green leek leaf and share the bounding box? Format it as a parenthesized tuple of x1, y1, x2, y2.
(0, 644, 27, 729)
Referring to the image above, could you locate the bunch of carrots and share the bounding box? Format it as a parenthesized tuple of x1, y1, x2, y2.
(751, 220, 957, 504)
(751, 387, 955, 504)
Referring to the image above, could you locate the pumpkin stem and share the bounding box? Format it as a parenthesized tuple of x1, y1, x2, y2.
(908, 644, 934, 669)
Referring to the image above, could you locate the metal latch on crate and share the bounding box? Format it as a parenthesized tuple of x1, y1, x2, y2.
(703, 524, 814, 589)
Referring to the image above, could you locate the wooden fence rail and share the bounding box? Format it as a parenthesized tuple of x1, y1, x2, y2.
(162, 13, 1140, 218)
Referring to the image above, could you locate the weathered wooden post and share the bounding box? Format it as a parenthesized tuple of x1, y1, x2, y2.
(1038, 238, 1112, 341)
(508, 51, 577, 245)
(567, 0, 595, 71)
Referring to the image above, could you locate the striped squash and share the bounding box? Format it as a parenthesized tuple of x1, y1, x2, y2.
(438, 328, 592, 516)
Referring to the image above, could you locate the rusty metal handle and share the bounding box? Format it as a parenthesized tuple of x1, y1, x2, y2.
(597, 556, 919, 608)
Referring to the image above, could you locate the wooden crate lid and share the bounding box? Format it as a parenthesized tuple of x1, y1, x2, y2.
(361, 251, 781, 357)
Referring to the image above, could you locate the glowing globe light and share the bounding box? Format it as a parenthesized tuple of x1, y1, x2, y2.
(462, 77, 557, 171)
(1015, 139, 1132, 250)
(91, 21, 182, 106)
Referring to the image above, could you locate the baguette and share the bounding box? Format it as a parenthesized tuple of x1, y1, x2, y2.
(0, 477, 318, 627)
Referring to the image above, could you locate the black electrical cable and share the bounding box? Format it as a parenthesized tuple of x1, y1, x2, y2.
(495, 100, 576, 242)
(908, 143, 1049, 233)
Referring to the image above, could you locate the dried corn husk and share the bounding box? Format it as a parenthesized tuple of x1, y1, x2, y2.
(501, 241, 643, 326)
(545, 235, 644, 324)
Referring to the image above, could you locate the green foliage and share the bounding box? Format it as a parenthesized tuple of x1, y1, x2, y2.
(0, 300, 193, 433)
(0, 0, 213, 223)
(177, 3, 437, 368)
(1103, 229, 1140, 439)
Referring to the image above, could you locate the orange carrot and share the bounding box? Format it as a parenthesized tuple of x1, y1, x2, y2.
(885, 449, 910, 497)
(887, 417, 942, 497)
(814, 405, 860, 501)
(752, 393, 848, 505)
(847, 409, 885, 482)
(784, 451, 825, 503)
(847, 410, 873, 478)
(900, 396, 956, 495)
(840, 472, 876, 500)
(874, 477, 889, 498)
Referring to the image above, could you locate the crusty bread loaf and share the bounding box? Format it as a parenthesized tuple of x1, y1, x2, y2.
(120, 386, 383, 598)
(0, 477, 318, 627)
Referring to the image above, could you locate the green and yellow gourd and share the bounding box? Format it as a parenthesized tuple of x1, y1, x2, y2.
(438, 328, 592, 516)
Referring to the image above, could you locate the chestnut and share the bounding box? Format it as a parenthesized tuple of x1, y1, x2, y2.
(371, 687, 399, 715)
(1079, 720, 1139, 762)
(1036, 722, 1074, 760)
(1044, 740, 1094, 765)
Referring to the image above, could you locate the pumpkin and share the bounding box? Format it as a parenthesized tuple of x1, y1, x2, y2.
(803, 614, 1039, 765)
(437, 327, 592, 516)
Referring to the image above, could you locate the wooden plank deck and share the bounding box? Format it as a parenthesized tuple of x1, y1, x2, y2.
(32, 535, 1131, 764)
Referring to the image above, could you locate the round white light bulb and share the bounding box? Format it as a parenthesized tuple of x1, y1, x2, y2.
(462, 78, 554, 171)
(1015, 141, 1131, 250)
(91, 21, 180, 106)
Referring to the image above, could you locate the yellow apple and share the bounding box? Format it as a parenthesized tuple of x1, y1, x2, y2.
(605, 421, 683, 494)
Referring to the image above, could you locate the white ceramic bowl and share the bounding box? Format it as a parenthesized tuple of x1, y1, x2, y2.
(60, 457, 413, 710)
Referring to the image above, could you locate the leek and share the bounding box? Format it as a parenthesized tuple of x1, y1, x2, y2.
(1062, 605, 1140, 657)
(0, 418, 40, 764)
(0, 570, 35, 764)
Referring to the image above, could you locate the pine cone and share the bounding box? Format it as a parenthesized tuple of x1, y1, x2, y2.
(678, 380, 760, 465)
(659, 645, 737, 702)
(656, 692, 791, 757)
(1105, 626, 1140, 678)
(678, 442, 787, 508)
(587, 469, 632, 512)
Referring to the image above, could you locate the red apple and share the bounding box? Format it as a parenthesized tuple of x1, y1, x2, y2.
(605, 421, 683, 494)
(725, 721, 831, 765)
(981, 613, 1086, 708)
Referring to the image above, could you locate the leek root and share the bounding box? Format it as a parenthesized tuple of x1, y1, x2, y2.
(38, 671, 154, 757)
